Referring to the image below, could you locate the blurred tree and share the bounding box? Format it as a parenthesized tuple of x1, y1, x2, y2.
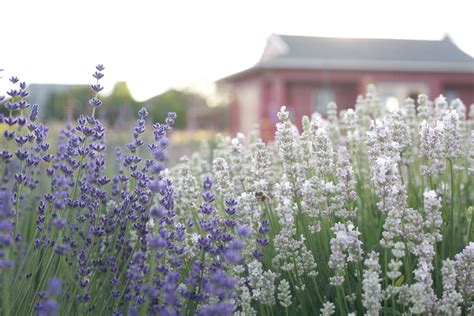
(43, 86, 90, 121)
(101, 81, 137, 127)
(145, 89, 188, 129)
(12, 83, 224, 132)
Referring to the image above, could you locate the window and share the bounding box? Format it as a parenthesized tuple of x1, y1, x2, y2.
(380, 92, 400, 113)
(385, 96, 400, 112)
(408, 91, 419, 103)
(312, 87, 334, 116)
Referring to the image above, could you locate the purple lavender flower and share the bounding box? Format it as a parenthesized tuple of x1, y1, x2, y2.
(88, 98, 102, 107)
(90, 84, 104, 93)
(36, 299, 59, 316)
(224, 239, 244, 264)
(93, 71, 104, 80)
(47, 278, 62, 296)
(206, 269, 236, 297)
(88, 65, 105, 112)
(147, 234, 166, 249)
(203, 177, 212, 190)
(0, 192, 14, 266)
(0, 191, 14, 218)
(52, 218, 67, 229)
(197, 302, 234, 316)
(138, 107, 148, 118)
(236, 224, 251, 237)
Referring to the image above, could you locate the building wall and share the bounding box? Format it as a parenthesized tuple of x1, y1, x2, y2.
(226, 69, 474, 139)
(286, 82, 358, 116)
(443, 83, 474, 105)
(233, 79, 261, 135)
(376, 81, 430, 111)
(269, 69, 474, 104)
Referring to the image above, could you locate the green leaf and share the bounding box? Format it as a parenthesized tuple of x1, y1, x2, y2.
(395, 275, 405, 286)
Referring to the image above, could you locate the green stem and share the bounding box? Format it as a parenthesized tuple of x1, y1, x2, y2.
(2, 270, 10, 316)
(449, 159, 454, 258)
(467, 210, 473, 243)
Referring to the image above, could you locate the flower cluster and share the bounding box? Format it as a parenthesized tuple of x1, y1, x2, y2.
(0, 67, 473, 316)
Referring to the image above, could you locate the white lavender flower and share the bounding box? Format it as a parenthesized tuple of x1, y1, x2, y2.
(355, 94, 371, 131)
(450, 98, 466, 120)
(335, 148, 357, 219)
(295, 242, 318, 278)
(300, 174, 327, 232)
(250, 140, 271, 195)
(273, 180, 318, 283)
(403, 207, 425, 253)
(228, 134, 251, 194)
(327, 101, 338, 125)
(389, 110, 412, 164)
(366, 119, 399, 163)
(403, 98, 417, 139)
(440, 259, 463, 315)
(237, 192, 260, 226)
(212, 157, 234, 199)
(454, 242, 473, 301)
(342, 108, 359, 144)
(423, 190, 443, 242)
(362, 251, 382, 316)
(328, 221, 363, 286)
(410, 239, 438, 314)
(365, 84, 381, 118)
(300, 115, 316, 177)
(234, 280, 257, 316)
(322, 181, 343, 217)
(386, 241, 405, 280)
(320, 301, 335, 316)
(439, 109, 462, 161)
(435, 95, 449, 117)
(310, 119, 335, 176)
(274, 180, 296, 231)
(416, 94, 432, 122)
(409, 282, 430, 314)
(172, 156, 199, 220)
(326, 101, 340, 145)
(387, 258, 403, 280)
(190, 151, 210, 178)
(419, 120, 444, 176)
(212, 133, 232, 160)
(277, 279, 292, 308)
(247, 260, 276, 305)
(276, 106, 303, 191)
(394, 284, 411, 308)
(371, 155, 403, 213)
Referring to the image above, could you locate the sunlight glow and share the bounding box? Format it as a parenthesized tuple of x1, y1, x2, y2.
(1, 0, 473, 101)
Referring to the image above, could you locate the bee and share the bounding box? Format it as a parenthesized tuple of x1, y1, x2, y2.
(255, 191, 269, 201)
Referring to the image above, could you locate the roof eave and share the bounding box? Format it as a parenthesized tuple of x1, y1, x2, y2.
(216, 66, 262, 83)
(256, 58, 474, 73)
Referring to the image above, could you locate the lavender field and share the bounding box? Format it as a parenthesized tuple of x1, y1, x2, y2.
(0, 66, 473, 315)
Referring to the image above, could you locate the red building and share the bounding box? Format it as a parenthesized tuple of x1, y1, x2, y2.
(218, 34, 474, 140)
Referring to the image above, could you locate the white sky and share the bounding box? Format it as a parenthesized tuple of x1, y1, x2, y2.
(1, 0, 473, 101)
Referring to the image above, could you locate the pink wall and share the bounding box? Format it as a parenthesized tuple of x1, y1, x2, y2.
(286, 82, 358, 123)
(226, 68, 474, 139)
(443, 83, 474, 105)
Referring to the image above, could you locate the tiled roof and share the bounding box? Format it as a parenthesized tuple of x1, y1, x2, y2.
(271, 34, 473, 63)
(219, 34, 474, 81)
